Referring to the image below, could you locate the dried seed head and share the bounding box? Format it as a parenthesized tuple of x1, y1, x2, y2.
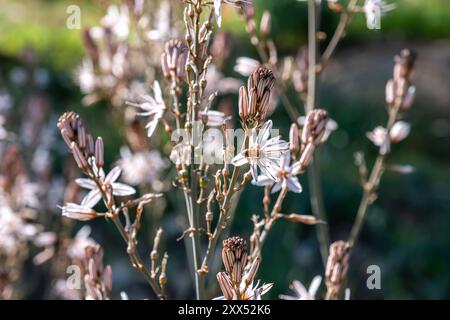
(222, 236, 248, 285)
(162, 39, 188, 81)
(325, 241, 350, 300)
(240, 67, 275, 128)
(301, 109, 329, 146)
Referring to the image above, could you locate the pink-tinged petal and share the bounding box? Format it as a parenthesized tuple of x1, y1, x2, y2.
(258, 159, 278, 181)
(112, 182, 136, 196)
(105, 166, 122, 184)
(270, 181, 282, 194)
(231, 153, 248, 167)
(286, 176, 302, 193)
(251, 175, 274, 187)
(81, 190, 102, 208)
(75, 178, 97, 190)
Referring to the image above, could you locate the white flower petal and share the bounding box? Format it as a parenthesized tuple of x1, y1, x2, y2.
(112, 182, 136, 196)
(75, 178, 97, 190)
(308, 275, 322, 297)
(231, 153, 248, 167)
(81, 190, 102, 208)
(286, 176, 302, 193)
(105, 166, 122, 184)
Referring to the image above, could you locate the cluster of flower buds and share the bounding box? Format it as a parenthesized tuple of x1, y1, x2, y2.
(385, 49, 417, 111)
(368, 49, 416, 154)
(58, 112, 104, 171)
(161, 39, 188, 82)
(295, 109, 333, 170)
(239, 67, 276, 129)
(83, 244, 113, 300)
(325, 241, 350, 300)
(216, 236, 271, 300)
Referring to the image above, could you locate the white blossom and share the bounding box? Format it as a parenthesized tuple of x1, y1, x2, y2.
(127, 81, 166, 137)
(279, 276, 322, 300)
(61, 203, 99, 221)
(101, 5, 130, 40)
(234, 57, 261, 77)
(75, 166, 136, 208)
(252, 152, 302, 193)
(363, 0, 396, 30)
(367, 126, 390, 155)
(232, 120, 290, 181)
(117, 147, 168, 186)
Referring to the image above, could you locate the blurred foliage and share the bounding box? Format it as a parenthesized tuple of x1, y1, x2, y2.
(0, 0, 449, 299)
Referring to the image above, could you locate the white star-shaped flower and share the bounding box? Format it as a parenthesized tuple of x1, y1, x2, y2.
(232, 120, 290, 182)
(127, 81, 166, 137)
(76, 166, 136, 208)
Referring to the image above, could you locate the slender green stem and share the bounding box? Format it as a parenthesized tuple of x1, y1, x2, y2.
(348, 106, 399, 247)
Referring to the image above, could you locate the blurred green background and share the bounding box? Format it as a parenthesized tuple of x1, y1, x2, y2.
(0, 0, 449, 299)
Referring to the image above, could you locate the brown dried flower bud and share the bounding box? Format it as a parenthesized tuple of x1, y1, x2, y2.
(162, 39, 188, 81)
(217, 272, 234, 300)
(58, 112, 81, 146)
(290, 123, 300, 154)
(222, 236, 248, 285)
(298, 143, 315, 169)
(239, 67, 275, 128)
(243, 256, 260, 286)
(103, 265, 113, 293)
(393, 49, 416, 83)
(325, 240, 350, 300)
(95, 137, 104, 168)
(71, 142, 88, 169)
(260, 10, 271, 37)
(86, 133, 95, 156)
(301, 109, 329, 146)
